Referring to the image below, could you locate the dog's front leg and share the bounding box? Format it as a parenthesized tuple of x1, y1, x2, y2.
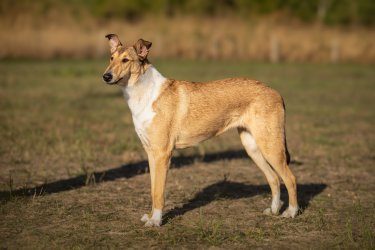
(141, 150, 172, 227)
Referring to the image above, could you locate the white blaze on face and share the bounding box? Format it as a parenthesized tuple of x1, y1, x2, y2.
(122, 66, 166, 146)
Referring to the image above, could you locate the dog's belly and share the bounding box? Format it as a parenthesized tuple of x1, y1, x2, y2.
(175, 134, 213, 149)
(175, 116, 237, 149)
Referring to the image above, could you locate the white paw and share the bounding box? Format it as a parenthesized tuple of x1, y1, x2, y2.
(263, 208, 273, 215)
(263, 200, 283, 215)
(140, 214, 161, 226)
(140, 209, 162, 227)
(144, 218, 161, 227)
(281, 206, 298, 218)
(141, 214, 150, 222)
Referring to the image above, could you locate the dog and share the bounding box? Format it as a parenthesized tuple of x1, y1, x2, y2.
(102, 34, 298, 227)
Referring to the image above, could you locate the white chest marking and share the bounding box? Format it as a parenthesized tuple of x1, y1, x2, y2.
(122, 66, 166, 145)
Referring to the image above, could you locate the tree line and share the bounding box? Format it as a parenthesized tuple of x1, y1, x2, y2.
(2, 0, 375, 26)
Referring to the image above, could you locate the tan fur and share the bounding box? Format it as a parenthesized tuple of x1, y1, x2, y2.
(103, 35, 298, 226)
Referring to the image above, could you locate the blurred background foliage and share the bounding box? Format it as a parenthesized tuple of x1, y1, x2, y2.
(1, 0, 375, 26)
(0, 0, 374, 61)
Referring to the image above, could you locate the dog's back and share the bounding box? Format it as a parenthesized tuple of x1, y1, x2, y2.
(152, 77, 285, 149)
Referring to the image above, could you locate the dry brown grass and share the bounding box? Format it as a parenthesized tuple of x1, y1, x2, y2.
(1, 14, 375, 62)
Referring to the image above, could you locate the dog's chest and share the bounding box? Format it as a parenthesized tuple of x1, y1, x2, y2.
(130, 101, 156, 145)
(122, 66, 166, 146)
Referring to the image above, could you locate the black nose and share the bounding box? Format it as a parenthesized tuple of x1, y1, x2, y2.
(102, 73, 113, 82)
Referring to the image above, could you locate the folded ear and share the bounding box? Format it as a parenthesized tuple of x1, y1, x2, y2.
(105, 34, 122, 54)
(134, 38, 152, 61)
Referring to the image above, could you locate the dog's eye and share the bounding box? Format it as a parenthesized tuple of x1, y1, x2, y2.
(122, 58, 129, 63)
(110, 56, 113, 61)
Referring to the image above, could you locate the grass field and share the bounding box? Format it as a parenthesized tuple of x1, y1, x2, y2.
(0, 59, 374, 249)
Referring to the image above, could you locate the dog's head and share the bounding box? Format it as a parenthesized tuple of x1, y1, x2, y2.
(102, 34, 152, 86)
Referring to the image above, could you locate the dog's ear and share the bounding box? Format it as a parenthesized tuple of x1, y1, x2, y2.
(134, 38, 152, 61)
(105, 34, 122, 54)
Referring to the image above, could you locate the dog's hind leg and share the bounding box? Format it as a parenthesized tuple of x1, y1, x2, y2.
(238, 128, 282, 215)
(248, 122, 299, 218)
(262, 150, 298, 218)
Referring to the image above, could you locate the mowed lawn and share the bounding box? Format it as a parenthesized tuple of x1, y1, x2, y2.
(0, 59, 374, 249)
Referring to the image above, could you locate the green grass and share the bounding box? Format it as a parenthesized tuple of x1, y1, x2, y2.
(0, 59, 374, 248)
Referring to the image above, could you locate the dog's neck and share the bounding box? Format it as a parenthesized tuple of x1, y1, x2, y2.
(121, 65, 167, 118)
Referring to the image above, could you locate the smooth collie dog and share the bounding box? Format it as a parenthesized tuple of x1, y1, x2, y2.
(102, 34, 298, 227)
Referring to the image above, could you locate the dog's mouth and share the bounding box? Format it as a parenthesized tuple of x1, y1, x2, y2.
(107, 77, 123, 85)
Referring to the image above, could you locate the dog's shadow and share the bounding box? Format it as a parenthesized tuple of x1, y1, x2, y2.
(163, 181, 327, 224)
(0, 148, 325, 219)
(0, 148, 312, 217)
(0, 149, 261, 200)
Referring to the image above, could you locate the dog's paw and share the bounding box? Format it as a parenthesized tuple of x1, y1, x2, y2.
(262, 206, 280, 216)
(141, 213, 161, 227)
(144, 219, 161, 227)
(141, 214, 150, 222)
(281, 206, 298, 218)
(263, 200, 283, 215)
(263, 208, 273, 215)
